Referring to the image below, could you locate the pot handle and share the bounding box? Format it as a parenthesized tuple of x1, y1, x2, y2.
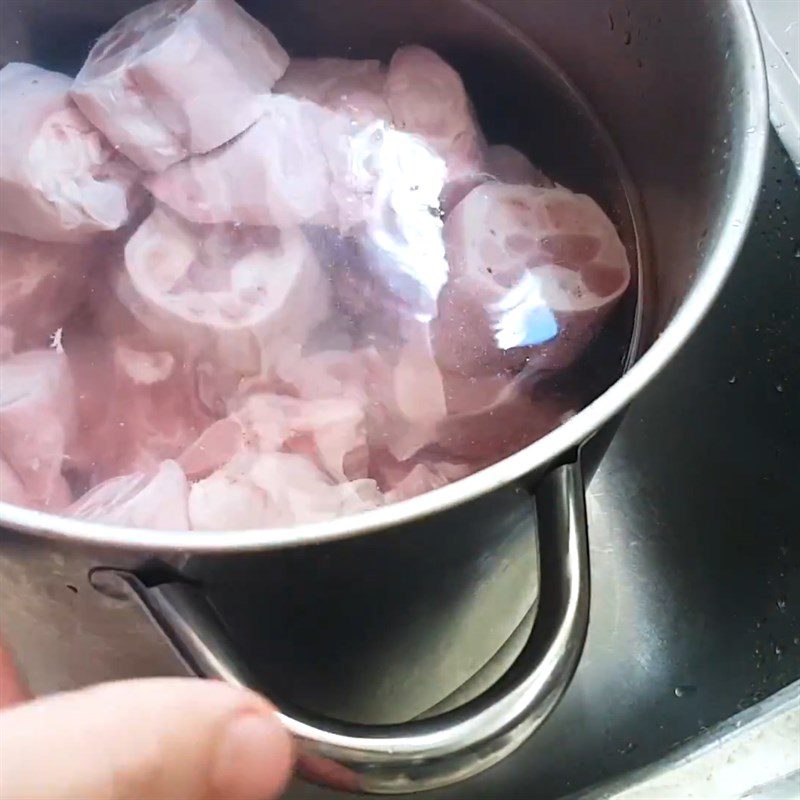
(94, 461, 589, 794)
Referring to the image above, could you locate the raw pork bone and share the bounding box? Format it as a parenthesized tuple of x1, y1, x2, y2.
(71, 0, 289, 172)
(0, 63, 140, 243)
(0, 233, 99, 351)
(119, 204, 329, 409)
(188, 451, 383, 530)
(385, 46, 485, 211)
(275, 58, 389, 122)
(66, 328, 214, 483)
(69, 460, 190, 530)
(0, 349, 75, 509)
(434, 183, 631, 378)
(145, 95, 337, 227)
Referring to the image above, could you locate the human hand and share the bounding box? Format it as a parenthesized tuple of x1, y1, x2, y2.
(0, 642, 294, 800)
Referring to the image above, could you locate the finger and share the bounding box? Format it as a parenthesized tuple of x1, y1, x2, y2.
(0, 640, 29, 709)
(0, 677, 293, 800)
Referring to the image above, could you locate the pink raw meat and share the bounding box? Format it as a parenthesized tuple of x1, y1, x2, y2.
(434, 183, 631, 377)
(67, 331, 214, 482)
(275, 58, 389, 122)
(0, 327, 14, 359)
(0, 456, 31, 508)
(0, 349, 75, 509)
(71, 0, 289, 172)
(373, 453, 470, 503)
(145, 95, 337, 226)
(178, 417, 247, 479)
(0, 233, 98, 351)
(69, 460, 190, 529)
(440, 144, 553, 213)
(0, 63, 140, 243)
(484, 145, 553, 188)
(188, 451, 382, 530)
(274, 338, 442, 465)
(119, 205, 328, 390)
(227, 391, 368, 482)
(385, 46, 484, 204)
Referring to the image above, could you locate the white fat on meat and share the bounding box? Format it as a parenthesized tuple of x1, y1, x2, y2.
(69, 460, 190, 529)
(188, 452, 382, 530)
(71, 0, 289, 172)
(434, 183, 631, 376)
(0, 63, 140, 243)
(0, 234, 96, 351)
(0, 349, 75, 509)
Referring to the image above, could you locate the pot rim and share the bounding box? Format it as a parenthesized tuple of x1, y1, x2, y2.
(0, 0, 769, 553)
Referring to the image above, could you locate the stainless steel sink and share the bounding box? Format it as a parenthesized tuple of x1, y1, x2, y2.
(279, 132, 800, 799)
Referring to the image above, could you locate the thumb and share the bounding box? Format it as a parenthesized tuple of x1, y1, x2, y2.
(0, 678, 294, 800)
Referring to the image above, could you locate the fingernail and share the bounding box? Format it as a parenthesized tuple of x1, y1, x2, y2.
(213, 709, 293, 800)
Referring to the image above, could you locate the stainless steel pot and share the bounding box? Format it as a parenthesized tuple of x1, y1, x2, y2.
(0, 0, 768, 794)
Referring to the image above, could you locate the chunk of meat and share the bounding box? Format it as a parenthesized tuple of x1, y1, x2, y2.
(372, 453, 471, 503)
(273, 338, 443, 465)
(484, 145, 553, 188)
(178, 417, 247, 479)
(145, 95, 337, 226)
(0, 327, 14, 359)
(0, 234, 97, 351)
(66, 331, 215, 482)
(434, 183, 631, 377)
(224, 391, 368, 482)
(0, 349, 75, 509)
(385, 46, 484, 205)
(71, 0, 289, 172)
(0, 63, 140, 243)
(68, 460, 190, 529)
(188, 452, 382, 530)
(119, 205, 328, 394)
(275, 58, 389, 122)
(0, 456, 33, 507)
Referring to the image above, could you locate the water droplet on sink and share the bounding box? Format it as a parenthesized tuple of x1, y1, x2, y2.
(619, 741, 638, 755)
(728, 375, 737, 385)
(776, 597, 787, 612)
(776, 384, 784, 393)
(674, 685, 697, 698)
(793, 242, 800, 259)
